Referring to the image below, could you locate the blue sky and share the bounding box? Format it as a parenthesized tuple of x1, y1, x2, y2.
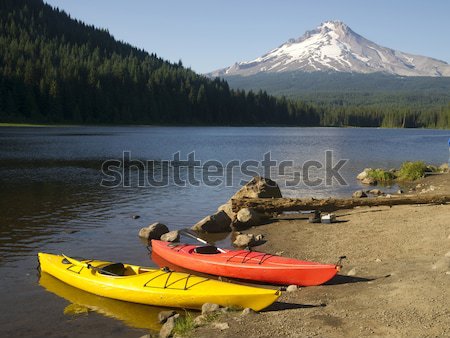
(44, 0, 450, 74)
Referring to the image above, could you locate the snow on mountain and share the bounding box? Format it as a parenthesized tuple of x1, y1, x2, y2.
(209, 21, 450, 77)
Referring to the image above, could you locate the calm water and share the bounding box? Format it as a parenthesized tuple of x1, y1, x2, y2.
(0, 126, 449, 336)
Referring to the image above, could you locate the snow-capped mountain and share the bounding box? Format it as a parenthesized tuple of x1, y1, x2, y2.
(209, 21, 450, 77)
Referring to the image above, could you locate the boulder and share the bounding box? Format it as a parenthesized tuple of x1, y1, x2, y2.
(356, 168, 372, 180)
(138, 222, 169, 240)
(160, 230, 180, 242)
(231, 176, 282, 200)
(286, 285, 298, 292)
(158, 310, 177, 324)
(191, 211, 231, 233)
(352, 190, 367, 198)
(234, 207, 271, 230)
(201, 303, 220, 315)
(233, 234, 256, 247)
(361, 177, 377, 185)
(193, 315, 208, 327)
(217, 202, 236, 221)
(159, 314, 179, 338)
(237, 208, 261, 224)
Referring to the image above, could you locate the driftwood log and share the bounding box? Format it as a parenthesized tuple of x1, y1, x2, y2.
(231, 194, 450, 213)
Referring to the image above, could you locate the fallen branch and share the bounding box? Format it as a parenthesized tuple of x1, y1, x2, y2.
(231, 194, 450, 213)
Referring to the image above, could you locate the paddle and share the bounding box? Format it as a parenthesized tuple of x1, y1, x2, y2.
(62, 254, 119, 276)
(179, 230, 226, 253)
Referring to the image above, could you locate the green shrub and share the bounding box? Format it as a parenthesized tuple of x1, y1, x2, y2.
(397, 161, 428, 181)
(367, 168, 396, 182)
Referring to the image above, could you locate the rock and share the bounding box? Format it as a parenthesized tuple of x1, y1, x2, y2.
(286, 285, 298, 292)
(352, 190, 367, 198)
(159, 314, 178, 338)
(429, 185, 436, 191)
(132, 215, 140, 219)
(356, 168, 372, 181)
(347, 268, 357, 276)
(233, 234, 256, 247)
(213, 322, 229, 330)
(220, 307, 230, 313)
(275, 251, 284, 256)
(255, 234, 264, 242)
(160, 230, 180, 242)
(231, 176, 282, 200)
(241, 308, 257, 316)
(397, 189, 404, 194)
(193, 315, 208, 327)
(236, 208, 262, 226)
(369, 189, 383, 195)
(191, 210, 231, 233)
(217, 202, 236, 221)
(439, 163, 449, 172)
(201, 303, 220, 315)
(361, 177, 377, 185)
(138, 222, 169, 240)
(158, 310, 177, 324)
(375, 258, 382, 263)
(385, 194, 392, 198)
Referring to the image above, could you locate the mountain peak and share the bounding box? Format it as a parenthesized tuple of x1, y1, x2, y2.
(319, 20, 346, 30)
(209, 21, 450, 77)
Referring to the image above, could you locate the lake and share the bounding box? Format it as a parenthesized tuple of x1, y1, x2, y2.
(0, 126, 449, 336)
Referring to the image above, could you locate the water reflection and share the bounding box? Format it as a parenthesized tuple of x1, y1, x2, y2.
(39, 272, 173, 332)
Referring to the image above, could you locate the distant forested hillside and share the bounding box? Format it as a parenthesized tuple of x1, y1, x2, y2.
(224, 72, 450, 128)
(0, 0, 319, 125)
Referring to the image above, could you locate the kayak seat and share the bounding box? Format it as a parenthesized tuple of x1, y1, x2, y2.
(194, 246, 220, 254)
(99, 263, 126, 276)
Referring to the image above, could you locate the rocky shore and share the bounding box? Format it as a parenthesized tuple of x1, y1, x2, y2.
(142, 172, 450, 338)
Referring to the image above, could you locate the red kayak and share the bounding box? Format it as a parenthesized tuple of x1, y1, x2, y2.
(151, 240, 341, 286)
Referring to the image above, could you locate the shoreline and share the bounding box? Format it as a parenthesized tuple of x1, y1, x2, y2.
(1, 122, 450, 130)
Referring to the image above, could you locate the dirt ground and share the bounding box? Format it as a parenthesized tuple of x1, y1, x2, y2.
(192, 173, 450, 337)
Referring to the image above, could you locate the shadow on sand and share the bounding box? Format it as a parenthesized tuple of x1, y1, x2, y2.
(263, 301, 327, 312)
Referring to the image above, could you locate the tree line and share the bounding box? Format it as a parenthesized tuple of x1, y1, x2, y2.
(0, 0, 319, 126)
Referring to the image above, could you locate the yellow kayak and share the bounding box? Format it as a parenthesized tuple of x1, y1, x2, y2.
(38, 252, 280, 311)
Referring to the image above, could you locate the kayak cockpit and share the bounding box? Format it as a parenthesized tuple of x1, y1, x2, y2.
(97, 263, 155, 276)
(192, 246, 221, 255)
(97, 263, 126, 276)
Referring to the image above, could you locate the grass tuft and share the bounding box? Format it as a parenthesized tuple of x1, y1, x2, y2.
(173, 312, 195, 336)
(367, 168, 396, 182)
(397, 161, 429, 181)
